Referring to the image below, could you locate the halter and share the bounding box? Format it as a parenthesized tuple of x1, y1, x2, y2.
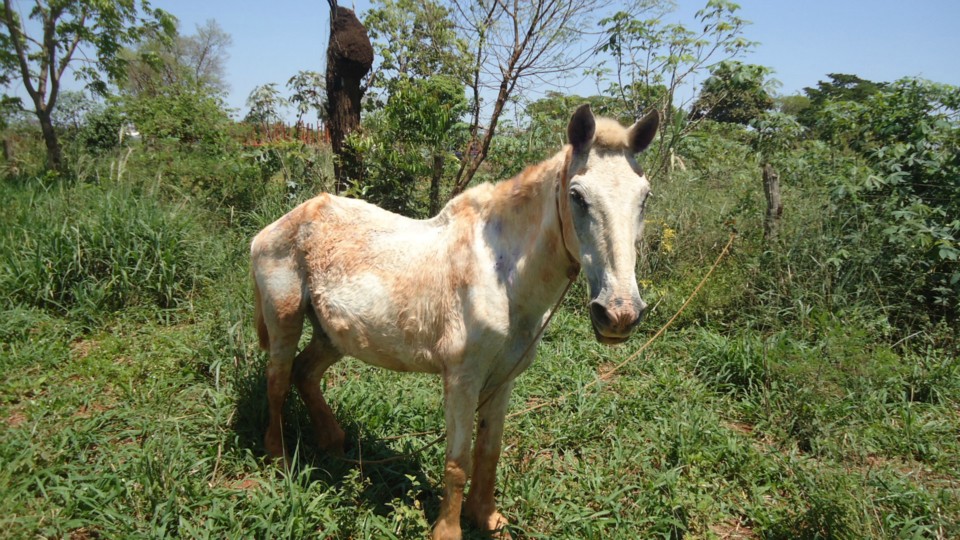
(556, 149, 582, 280)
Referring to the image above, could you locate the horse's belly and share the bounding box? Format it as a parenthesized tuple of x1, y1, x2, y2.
(311, 272, 448, 374)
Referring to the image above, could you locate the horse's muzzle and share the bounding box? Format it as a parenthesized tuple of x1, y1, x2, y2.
(589, 298, 646, 345)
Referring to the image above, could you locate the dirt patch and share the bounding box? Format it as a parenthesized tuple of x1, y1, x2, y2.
(227, 476, 261, 491)
(709, 518, 757, 539)
(860, 454, 957, 487)
(70, 338, 100, 360)
(598, 362, 621, 383)
(4, 409, 27, 428)
(73, 402, 111, 419)
(69, 526, 101, 539)
(725, 421, 754, 436)
(722, 420, 782, 453)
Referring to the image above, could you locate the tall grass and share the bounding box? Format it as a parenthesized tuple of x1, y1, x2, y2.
(0, 178, 227, 328)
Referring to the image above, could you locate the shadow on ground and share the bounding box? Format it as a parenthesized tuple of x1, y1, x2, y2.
(228, 358, 457, 531)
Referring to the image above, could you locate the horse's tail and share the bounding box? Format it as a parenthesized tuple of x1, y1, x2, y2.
(252, 269, 270, 351)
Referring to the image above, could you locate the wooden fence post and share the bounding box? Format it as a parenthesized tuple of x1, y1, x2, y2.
(763, 162, 782, 244)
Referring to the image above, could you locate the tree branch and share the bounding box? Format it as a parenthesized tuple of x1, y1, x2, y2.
(2, 0, 40, 102)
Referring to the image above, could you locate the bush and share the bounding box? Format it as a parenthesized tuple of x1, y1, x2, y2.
(76, 103, 127, 154)
(123, 87, 233, 152)
(817, 79, 960, 321)
(348, 75, 467, 217)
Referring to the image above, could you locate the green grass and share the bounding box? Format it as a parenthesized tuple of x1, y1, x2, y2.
(4, 302, 956, 538)
(1, 153, 958, 538)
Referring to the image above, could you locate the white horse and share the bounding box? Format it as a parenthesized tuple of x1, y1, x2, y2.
(251, 104, 659, 539)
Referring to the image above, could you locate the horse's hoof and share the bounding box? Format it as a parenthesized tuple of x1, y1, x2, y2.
(431, 519, 462, 540)
(479, 511, 511, 539)
(317, 426, 346, 456)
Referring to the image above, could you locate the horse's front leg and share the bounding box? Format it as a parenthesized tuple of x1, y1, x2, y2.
(465, 380, 514, 538)
(433, 372, 481, 540)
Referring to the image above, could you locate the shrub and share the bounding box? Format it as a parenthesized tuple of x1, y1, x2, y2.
(123, 87, 233, 152)
(75, 103, 127, 154)
(348, 75, 467, 217)
(817, 78, 960, 321)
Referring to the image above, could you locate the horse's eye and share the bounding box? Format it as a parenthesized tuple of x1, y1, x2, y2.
(641, 192, 652, 211)
(570, 189, 588, 209)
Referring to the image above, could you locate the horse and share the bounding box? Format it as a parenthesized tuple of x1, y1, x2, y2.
(250, 104, 660, 540)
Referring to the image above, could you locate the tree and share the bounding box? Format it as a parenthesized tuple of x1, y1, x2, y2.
(325, 1, 373, 194)
(122, 87, 229, 150)
(595, 0, 755, 176)
(122, 19, 232, 98)
(526, 92, 629, 130)
(809, 78, 960, 318)
(363, 0, 468, 98)
(287, 69, 324, 129)
(804, 73, 886, 107)
(0, 0, 173, 171)
(357, 0, 468, 212)
(448, 0, 616, 196)
(691, 61, 775, 125)
(245, 83, 287, 131)
(346, 76, 466, 217)
(774, 94, 810, 117)
(50, 89, 98, 132)
(798, 73, 886, 130)
(112, 20, 233, 152)
(389, 75, 467, 214)
(180, 19, 230, 94)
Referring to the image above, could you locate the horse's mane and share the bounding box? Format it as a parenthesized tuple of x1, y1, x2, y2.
(593, 117, 631, 151)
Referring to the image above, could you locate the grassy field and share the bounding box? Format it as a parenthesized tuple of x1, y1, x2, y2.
(1, 148, 958, 539)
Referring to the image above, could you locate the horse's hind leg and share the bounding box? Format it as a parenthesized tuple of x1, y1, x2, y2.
(292, 329, 345, 454)
(257, 278, 306, 464)
(264, 336, 300, 463)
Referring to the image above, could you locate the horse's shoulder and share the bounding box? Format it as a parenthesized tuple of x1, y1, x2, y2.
(432, 183, 494, 228)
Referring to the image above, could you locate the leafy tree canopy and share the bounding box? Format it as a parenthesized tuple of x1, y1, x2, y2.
(121, 19, 232, 98)
(245, 83, 287, 127)
(0, 0, 174, 170)
(691, 60, 775, 125)
(287, 70, 325, 125)
(798, 72, 886, 129)
(363, 0, 468, 102)
(774, 94, 811, 117)
(804, 73, 887, 106)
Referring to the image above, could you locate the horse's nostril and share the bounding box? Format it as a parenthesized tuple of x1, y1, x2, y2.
(589, 301, 612, 328)
(636, 302, 648, 322)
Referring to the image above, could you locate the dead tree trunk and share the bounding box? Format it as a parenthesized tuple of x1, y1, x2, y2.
(762, 162, 783, 243)
(325, 1, 372, 195)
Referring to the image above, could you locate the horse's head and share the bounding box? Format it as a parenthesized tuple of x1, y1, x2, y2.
(561, 104, 660, 345)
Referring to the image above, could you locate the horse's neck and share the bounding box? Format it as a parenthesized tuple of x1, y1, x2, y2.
(487, 152, 575, 314)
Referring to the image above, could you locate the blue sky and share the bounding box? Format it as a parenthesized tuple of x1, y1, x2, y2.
(25, 1, 960, 120)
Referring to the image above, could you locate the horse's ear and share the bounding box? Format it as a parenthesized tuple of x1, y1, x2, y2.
(627, 109, 660, 154)
(568, 104, 595, 154)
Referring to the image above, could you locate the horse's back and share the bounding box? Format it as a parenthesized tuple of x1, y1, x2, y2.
(253, 192, 483, 373)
